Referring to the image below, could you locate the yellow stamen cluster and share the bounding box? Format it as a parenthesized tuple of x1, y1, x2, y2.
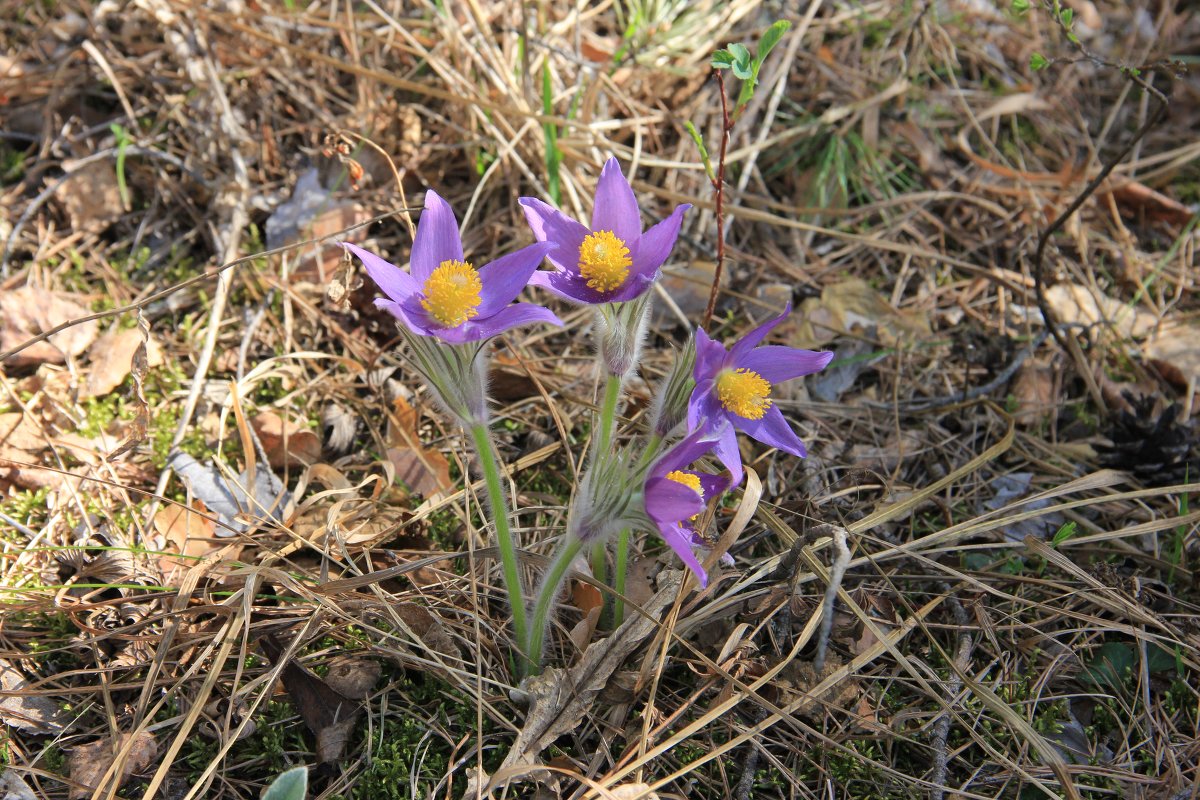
(666, 470, 704, 523)
(578, 230, 632, 293)
(716, 368, 773, 420)
(421, 260, 483, 327)
(665, 470, 703, 497)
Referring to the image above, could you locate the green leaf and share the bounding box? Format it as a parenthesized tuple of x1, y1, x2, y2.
(756, 19, 792, 63)
(262, 767, 308, 800)
(711, 50, 734, 69)
(1059, 7, 1073, 27)
(1082, 643, 1134, 692)
(110, 122, 131, 211)
(1029, 52, 1049, 71)
(684, 121, 714, 181)
(1051, 520, 1078, 547)
(1146, 643, 1180, 675)
(730, 59, 754, 81)
(1011, 0, 1031, 12)
(541, 63, 561, 207)
(728, 43, 752, 70)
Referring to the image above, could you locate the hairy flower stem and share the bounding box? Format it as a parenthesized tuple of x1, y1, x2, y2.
(612, 527, 631, 626)
(596, 373, 622, 455)
(589, 373, 623, 595)
(525, 534, 585, 670)
(469, 422, 531, 674)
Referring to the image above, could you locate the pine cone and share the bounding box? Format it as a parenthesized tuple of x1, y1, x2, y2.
(1097, 392, 1199, 486)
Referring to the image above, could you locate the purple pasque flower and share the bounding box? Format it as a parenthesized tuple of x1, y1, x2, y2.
(644, 429, 731, 587)
(343, 190, 561, 343)
(518, 157, 691, 304)
(688, 305, 834, 486)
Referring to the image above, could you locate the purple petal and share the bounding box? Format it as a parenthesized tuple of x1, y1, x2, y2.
(606, 270, 656, 303)
(476, 242, 554, 316)
(686, 384, 724, 432)
(657, 521, 709, 587)
(713, 423, 744, 487)
(645, 477, 705, 525)
(519, 197, 591, 274)
(377, 298, 438, 338)
(733, 404, 808, 458)
(737, 346, 835, 384)
(630, 203, 690, 279)
(411, 190, 464, 284)
(460, 302, 563, 341)
(693, 328, 729, 382)
(396, 296, 443, 334)
(343, 242, 418, 303)
(729, 304, 792, 361)
(653, 428, 719, 477)
(590, 157, 641, 246)
(528, 268, 609, 305)
(697, 472, 729, 501)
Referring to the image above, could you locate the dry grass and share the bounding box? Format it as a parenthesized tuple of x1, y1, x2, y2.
(1, 1, 1199, 798)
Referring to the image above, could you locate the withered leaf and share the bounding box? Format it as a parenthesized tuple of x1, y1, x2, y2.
(67, 731, 157, 799)
(0, 288, 97, 368)
(82, 325, 163, 399)
(251, 411, 323, 468)
(475, 572, 683, 795)
(0, 661, 70, 735)
(260, 635, 362, 765)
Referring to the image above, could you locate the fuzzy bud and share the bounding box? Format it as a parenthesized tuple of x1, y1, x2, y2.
(594, 293, 652, 379)
(400, 328, 489, 426)
(648, 336, 696, 438)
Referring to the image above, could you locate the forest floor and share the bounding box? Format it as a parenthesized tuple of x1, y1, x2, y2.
(1, 1, 1199, 798)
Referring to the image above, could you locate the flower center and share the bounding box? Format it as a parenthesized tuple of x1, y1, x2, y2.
(666, 470, 704, 523)
(578, 230, 632, 293)
(421, 260, 483, 327)
(666, 470, 703, 498)
(716, 368, 773, 420)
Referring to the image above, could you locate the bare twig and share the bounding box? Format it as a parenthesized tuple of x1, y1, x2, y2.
(813, 523, 851, 673)
(930, 587, 974, 800)
(701, 70, 732, 331)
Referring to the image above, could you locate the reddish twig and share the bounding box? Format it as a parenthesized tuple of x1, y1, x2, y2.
(701, 70, 733, 331)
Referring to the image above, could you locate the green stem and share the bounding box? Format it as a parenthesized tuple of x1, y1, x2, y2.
(591, 539, 608, 592)
(469, 423, 531, 673)
(595, 373, 622, 455)
(589, 373, 623, 603)
(612, 527, 631, 627)
(525, 535, 586, 670)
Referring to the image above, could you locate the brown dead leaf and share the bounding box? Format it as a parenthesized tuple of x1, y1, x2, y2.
(1009, 361, 1057, 426)
(154, 500, 234, 577)
(260, 635, 362, 765)
(386, 396, 452, 497)
(0, 413, 44, 454)
(68, 731, 157, 799)
(1144, 321, 1200, 393)
(54, 160, 123, 233)
(0, 661, 70, 734)
(324, 657, 381, 700)
(392, 603, 460, 658)
(0, 769, 37, 800)
(489, 355, 540, 402)
(0, 288, 97, 368)
(1044, 283, 1158, 339)
(83, 325, 163, 399)
(796, 278, 931, 347)
(251, 411, 323, 468)
(473, 572, 683, 797)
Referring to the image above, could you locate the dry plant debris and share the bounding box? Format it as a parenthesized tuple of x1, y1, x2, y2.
(0, 1, 1198, 798)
